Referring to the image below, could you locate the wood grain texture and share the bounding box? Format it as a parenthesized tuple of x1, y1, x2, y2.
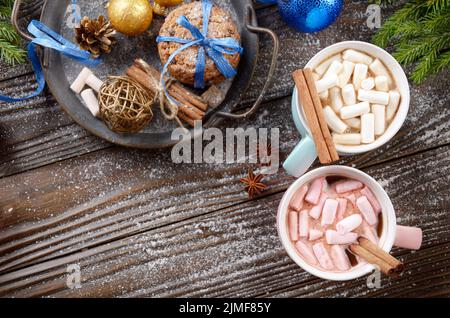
(0, 0, 449, 298)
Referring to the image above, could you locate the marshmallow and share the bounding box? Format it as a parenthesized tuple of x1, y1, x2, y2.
(336, 214, 363, 234)
(344, 117, 361, 130)
(375, 75, 389, 92)
(361, 113, 375, 144)
(326, 230, 358, 245)
(362, 224, 379, 244)
(358, 89, 390, 105)
(330, 245, 351, 271)
(330, 87, 344, 112)
(338, 61, 355, 88)
(299, 210, 310, 238)
(372, 104, 386, 136)
(309, 229, 324, 241)
(337, 198, 348, 220)
(361, 77, 375, 90)
(360, 186, 382, 214)
(309, 193, 328, 219)
(343, 49, 373, 65)
(295, 240, 318, 265)
(323, 60, 344, 79)
(332, 133, 362, 145)
(335, 180, 363, 193)
(356, 196, 377, 225)
(340, 102, 370, 119)
(316, 73, 339, 93)
(312, 72, 321, 81)
(319, 89, 329, 103)
(323, 106, 348, 134)
(305, 177, 324, 205)
(86, 74, 104, 93)
(345, 193, 356, 207)
(315, 54, 342, 76)
(321, 199, 338, 226)
(386, 90, 400, 121)
(312, 243, 334, 270)
(70, 67, 93, 94)
(395, 225, 422, 250)
(290, 185, 309, 211)
(369, 59, 392, 86)
(342, 84, 356, 106)
(289, 211, 299, 241)
(80, 89, 100, 117)
(353, 64, 368, 90)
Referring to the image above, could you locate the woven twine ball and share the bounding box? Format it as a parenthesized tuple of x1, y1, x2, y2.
(99, 76, 154, 133)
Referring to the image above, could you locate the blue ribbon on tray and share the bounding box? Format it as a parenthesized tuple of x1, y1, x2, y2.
(0, 20, 100, 103)
(156, 0, 243, 106)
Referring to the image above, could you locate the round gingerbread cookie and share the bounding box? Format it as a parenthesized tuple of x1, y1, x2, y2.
(158, 2, 241, 87)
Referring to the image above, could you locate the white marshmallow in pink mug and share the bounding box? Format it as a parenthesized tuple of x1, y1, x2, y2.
(357, 196, 377, 225)
(309, 193, 328, 219)
(336, 214, 363, 234)
(336, 198, 348, 220)
(305, 177, 324, 204)
(330, 245, 351, 271)
(321, 199, 338, 226)
(309, 229, 323, 241)
(326, 230, 358, 245)
(313, 243, 334, 270)
(277, 166, 422, 281)
(360, 186, 382, 213)
(335, 180, 363, 194)
(288, 211, 299, 241)
(289, 185, 308, 211)
(299, 210, 309, 238)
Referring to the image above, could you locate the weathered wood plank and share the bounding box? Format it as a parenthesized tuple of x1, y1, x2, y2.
(0, 144, 448, 297)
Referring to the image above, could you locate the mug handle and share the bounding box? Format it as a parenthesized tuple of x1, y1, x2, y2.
(283, 90, 318, 177)
(394, 225, 422, 250)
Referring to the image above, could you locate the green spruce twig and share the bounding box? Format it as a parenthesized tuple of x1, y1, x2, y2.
(0, 0, 26, 65)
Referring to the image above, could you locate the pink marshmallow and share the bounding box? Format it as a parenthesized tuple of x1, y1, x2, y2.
(395, 225, 422, 250)
(345, 194, 356, 207)
(305, 177, 324, 204)
(309, 193, 328, 219)
(298, 210, 309, 238)
(356, 196, 377, 225)
(360, 186, 381, 214)
(335, 180, 363, 194)
(337, 198, 347, 220)
(321, 199, 338, 226)
(312, 243, 334, 270)
(289, 185, 309, 211)
(288, 211, 299, 241)
(330, 245, 351, 271)
(362, 224, 379, 244)
(295, 240, 318, 265)
(309, 229, 323, 241)
(336, 214, 362, 234)
(326, 230, 358, 245)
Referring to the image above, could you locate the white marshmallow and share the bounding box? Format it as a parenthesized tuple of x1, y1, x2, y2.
(319, 89, 329, 103)
(343, 49, 373, 65)
(386, 90, 401, 121)
(332, 133, 362, 145)
(342, 84, 356, 106)
(358, 89, 390, 105)
(369, 59, 392, 86)
(326, 230, 358, 245)
(336, 214, 363, 234)
(344, 117, 361, 130)
(80, 89, 100, 117)
(340, 102, 370, 119)
(338, 61, 355, 88)
(323, 60, 344, 79)
(312, 72, 321, 81)
(330, 87, 343, 112)
(70, 67, 93, 94)
(361, 77, 375, 90)
(86, 74, 104, 93)
(323, 106, 348, 134)
(375, 75, 389, 92)
(353, 64, 368, 90)
(361, 113, 375, 144)
(372, 104, 386, 136)
(315, 54, 342, 76)
(316, 74, 339, 93)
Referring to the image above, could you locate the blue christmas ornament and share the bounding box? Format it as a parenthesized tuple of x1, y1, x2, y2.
(260, 0, 344, 33)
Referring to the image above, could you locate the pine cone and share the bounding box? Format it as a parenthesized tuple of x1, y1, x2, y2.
(75, 16, 117, 58)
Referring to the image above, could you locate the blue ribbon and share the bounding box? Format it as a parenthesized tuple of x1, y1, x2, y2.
(0, 20, 100, 103)
(156, 0, 243, 106)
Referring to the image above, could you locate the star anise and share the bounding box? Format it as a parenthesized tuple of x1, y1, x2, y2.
(240, 168, 268, 199)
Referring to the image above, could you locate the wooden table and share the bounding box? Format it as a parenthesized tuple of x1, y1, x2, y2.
(0, 1, 448, 298)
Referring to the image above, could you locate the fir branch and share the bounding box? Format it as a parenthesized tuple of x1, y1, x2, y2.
(0, 21, 20, 43)
(0, 38, 26, 65)
(0, 5, 12, 20)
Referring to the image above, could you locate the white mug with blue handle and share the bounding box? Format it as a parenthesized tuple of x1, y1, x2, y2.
(283, 41, 410, 177)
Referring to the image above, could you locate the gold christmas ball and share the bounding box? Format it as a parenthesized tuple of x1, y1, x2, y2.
(107, 0, 153, 36)
(155, 0, 183, 7)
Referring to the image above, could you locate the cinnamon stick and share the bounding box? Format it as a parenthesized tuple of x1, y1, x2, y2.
(359, 237, 404, 274)
(349, 244, 396, 276)
(292, 70, 332, 164)
(303, 68, 339, 162)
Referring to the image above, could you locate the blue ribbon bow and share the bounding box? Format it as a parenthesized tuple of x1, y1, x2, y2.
(0, 20, 100, 103)
(156, 0, 243, 105)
